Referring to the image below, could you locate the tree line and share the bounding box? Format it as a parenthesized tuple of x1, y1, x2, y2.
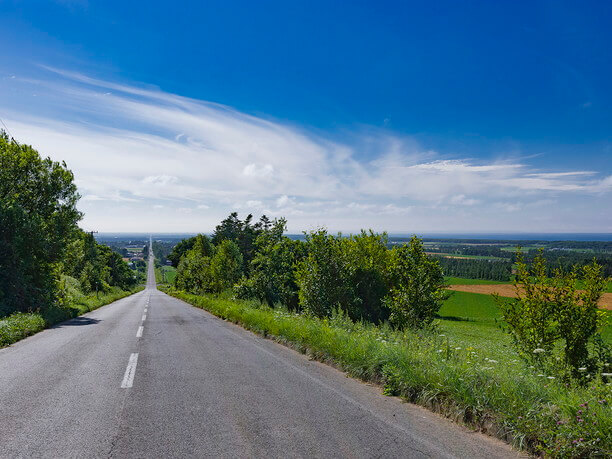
(170, 213, 447, 328)
(525, 249, 612, 278)
(0, 132, 138, 317)
(435, 257, 513, 281)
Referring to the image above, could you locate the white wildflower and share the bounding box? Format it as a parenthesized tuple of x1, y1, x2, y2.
(533, 348, 546, 354)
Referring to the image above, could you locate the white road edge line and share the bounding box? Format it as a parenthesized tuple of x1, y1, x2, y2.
(142, 314, 147, 321)
(136, 326, 144, 338)
(120, 353, 139, 388)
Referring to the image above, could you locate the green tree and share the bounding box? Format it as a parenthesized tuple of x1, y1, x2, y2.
(167, 236, 197, 267)
(296, 229, 350, 318)
(0, 132, 82, 315)
(385, 236, 446, 329)
(210, 240, 243, 292)
(212, 212, 272, 273)
(342, 231, 391, 323)
(212, 212, 243, 245)
(235, 218, 306, 309)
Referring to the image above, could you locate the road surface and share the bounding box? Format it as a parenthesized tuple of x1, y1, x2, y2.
(0, 251, 517, 458)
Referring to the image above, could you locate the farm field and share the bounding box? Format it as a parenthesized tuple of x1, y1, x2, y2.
(428, 252, 508, 260)
(439, 290, 612, 346)
(444, 276, 511, 285)
(446, 284, 612, 310)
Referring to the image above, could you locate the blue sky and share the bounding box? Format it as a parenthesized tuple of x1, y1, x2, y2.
(0, 0, 610, 232)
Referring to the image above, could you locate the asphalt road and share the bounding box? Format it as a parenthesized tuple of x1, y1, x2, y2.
(0, 252, 518, 458)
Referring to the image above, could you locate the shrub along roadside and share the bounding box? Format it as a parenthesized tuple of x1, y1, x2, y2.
(162, 287, 611, 457)
(0, 286, 143, 347)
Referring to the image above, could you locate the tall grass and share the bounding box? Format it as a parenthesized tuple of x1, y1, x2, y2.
(0, 286, 144, 347)
(164, 287, 612, 457)
(0, 313, 46, 347)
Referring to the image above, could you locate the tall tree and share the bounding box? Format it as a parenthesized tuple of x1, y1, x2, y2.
(0, 132, 81, 314)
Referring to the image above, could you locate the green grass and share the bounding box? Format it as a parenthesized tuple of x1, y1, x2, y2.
(0, 313, 46, 347)
(440, 290, 502, 321)
(163, 286, 612, 457)
(0, 286, 144, 348)
(439, 290, 610, 352)
(160, 265, 177, 284)
(155, 265, 177, 285)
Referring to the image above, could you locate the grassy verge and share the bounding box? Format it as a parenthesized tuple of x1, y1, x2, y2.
(161, 286, 611, 457)
(0, 286, 144, 347)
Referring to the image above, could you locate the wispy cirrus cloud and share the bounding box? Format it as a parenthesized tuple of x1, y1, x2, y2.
(0, 66, 610, 232)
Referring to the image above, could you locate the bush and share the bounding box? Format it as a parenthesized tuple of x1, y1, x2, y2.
(341, 230, 391, 323)
(210, 239, 243, 292)
(295, 229, 351, 318)
(385, 236, 447, 329)
(174, 235, 215, 294)
(497, 251, 609, 379)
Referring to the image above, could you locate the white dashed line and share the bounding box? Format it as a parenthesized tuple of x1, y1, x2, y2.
(120, 353, 139, 388)
(136, 326, 144, 338)
(142, 314, 147, 321)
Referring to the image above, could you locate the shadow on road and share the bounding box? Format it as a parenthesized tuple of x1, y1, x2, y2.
(53, 317, 101, 328)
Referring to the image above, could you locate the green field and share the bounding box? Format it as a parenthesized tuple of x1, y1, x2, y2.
(157, 265, 177, 284)
(438, 290, 611, 355)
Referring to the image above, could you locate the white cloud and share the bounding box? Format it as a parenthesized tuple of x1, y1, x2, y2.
(450, 194, 479, 206)
(0, 67, 610, 232)
(276, 195, 295, 208)
(142, 175, 178, 186)
(243, 164, 274, 178)
(81, 194, 104, 201)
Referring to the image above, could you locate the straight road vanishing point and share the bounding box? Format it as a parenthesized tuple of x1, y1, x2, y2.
(0, 253, 517, 458)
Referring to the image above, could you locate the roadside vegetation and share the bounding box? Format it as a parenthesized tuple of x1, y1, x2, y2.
(0, 131, 142, 346)
(164, 212, 611, 456)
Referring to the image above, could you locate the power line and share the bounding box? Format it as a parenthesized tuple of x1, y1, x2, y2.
(0, 116, 14, 140)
